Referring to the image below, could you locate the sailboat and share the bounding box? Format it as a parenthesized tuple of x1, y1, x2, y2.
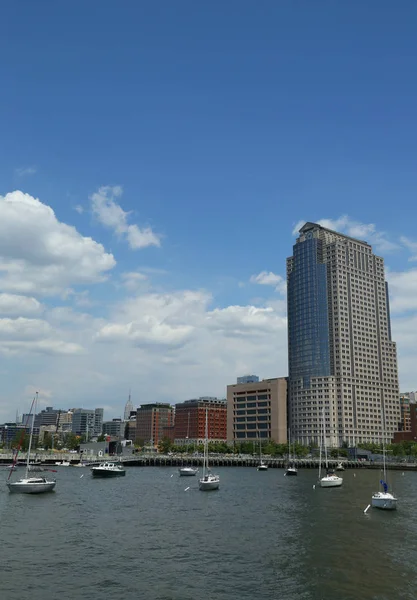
(371, 410, 397, 510)
(179, 411, 198, 476)
(257, 439, 268, 471)
(7, 393, 56, 494)
(198, 409, 219, 491)
(285, 429, 298, 476)
(319, 408, 342, 488)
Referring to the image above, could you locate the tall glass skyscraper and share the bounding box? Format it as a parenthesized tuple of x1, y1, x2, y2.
(287, 222, 400, 447)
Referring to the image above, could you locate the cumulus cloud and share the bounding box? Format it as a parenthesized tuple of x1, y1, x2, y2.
(0, 191, 115, 296)
(250, 271, 286, 294)
(293, 215, 399, 253)
(400, 236, 417, 262)
(0, 294, 43, 316)
(120, 271, 148, 292)
(0, 317, 83, 355)
(90, 186, 161, 249)
(387, 268, 417, 313)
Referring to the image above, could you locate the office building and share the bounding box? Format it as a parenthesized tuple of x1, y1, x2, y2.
(72, 408, 103, 439)
(287, 222, 400, 447)
(124, 417, 136, 442)
(397, 394, 416, 432)
(102, 418, 125, 439)
(226, 378, 287, 443)
(174, 397, 227, 445)
(135, 403, 174, 446)
(393, 401, 417, 443)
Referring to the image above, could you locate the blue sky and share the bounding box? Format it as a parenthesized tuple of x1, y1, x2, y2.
(0, 1, 416, 420)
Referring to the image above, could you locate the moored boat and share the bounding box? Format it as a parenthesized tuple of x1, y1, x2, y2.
(91, 462, 126, 478)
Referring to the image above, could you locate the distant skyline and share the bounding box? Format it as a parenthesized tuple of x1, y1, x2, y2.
(0, 2, 417, 420)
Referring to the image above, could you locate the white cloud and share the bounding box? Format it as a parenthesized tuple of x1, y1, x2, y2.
(387, 268, 417, 313)
(120, 271, 148, 292)
(250, 271, 286, 294)
(0, 317, 83, 355)
(90, 186, 161, 249)
(292, 220, 306, 236)
(0, 294, 43, 316)
(0, 190, 115, 296)
(293, 216, 399, 253)
(15, 166, 37, 177)
(400, 236, 417, 262)
(74, 204, 84, 214)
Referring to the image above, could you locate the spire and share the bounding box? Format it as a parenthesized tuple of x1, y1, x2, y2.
(124, 390, 134, 420)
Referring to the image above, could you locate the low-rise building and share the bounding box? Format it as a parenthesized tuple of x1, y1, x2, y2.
(227, 377, 287, 444)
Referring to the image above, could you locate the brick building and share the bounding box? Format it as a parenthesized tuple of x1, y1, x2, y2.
(174, 397, 227, 445)
(135, 403, 174, 446)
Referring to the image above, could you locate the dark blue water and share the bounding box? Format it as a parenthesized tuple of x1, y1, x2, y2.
(0, 466, 416, 600)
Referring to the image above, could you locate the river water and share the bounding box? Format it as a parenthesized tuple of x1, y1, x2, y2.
(0, 466, 416, 600)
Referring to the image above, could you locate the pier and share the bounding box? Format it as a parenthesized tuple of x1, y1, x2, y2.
(1, 452, 416, 470)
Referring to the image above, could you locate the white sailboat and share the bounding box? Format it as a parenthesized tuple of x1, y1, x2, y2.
(285, 429, 298, 476)
(319, 408, 342, 488)
(179, 411, 198, 476)
(257, 439, 268, 471)
(198, 409, 219, 491)
(7, 393, 56, 494)
(371, 410, 397, 510)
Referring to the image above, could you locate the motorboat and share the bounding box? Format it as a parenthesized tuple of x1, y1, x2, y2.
(91, 462, 126, 478)
(285, 466, 298, 476)
(336, 462, 345, 471)
(179, 466, 198, 476)
(257, 462, 268, 471)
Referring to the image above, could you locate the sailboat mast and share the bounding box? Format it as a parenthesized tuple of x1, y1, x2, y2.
(382, 407, 387, 481)
(26, 392, 38, 478)
(323, 407, 329, 469)
(203, 408, 208, 477)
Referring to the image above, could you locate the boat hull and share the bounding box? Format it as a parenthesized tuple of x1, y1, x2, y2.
(372, 492, 397, 510)
(179, 468, 197, 476)
(199, 478, 219, 491)
(257, 465, 268, 471)
(91, 469, 126, 478)
(7, 479, 56, 494)
(320, 476, 343, 488)
(285, 468, 298, 476)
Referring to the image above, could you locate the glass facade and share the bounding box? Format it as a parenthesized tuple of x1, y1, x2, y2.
(287, 236, 331, 384)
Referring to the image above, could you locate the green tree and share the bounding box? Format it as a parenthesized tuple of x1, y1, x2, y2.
(63, 433, 81, 451)
(97, 434, 105, 442)
(158, 436, 173, 454)
(43, 432, 53, 450)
